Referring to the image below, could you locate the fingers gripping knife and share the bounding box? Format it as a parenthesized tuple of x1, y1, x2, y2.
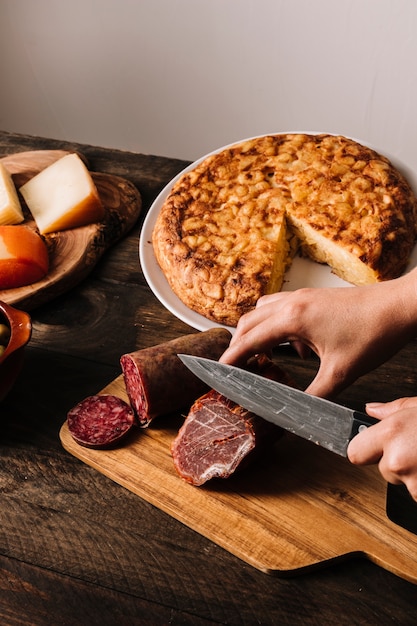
(179, 355, 417, 535)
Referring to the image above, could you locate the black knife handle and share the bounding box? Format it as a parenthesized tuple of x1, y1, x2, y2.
(350, 412, 417, 534)
(350, 411, 380, 440)
(386, 483, 417, 535)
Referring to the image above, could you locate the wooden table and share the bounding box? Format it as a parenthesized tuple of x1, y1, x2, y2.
(1, 130, 417, 625)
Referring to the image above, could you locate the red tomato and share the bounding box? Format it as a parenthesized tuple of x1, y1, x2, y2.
(0, 225, 49, 289)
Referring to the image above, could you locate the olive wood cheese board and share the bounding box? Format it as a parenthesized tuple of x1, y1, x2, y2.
(60, 374, 417, 583)
(0, 150, 142, 310)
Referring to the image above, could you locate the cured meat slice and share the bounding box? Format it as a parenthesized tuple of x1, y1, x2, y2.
(67, 394, 135, 449)
(171, 355, 294, 486)
(120, 328, 231, 427)
(171, 390, 279, 485)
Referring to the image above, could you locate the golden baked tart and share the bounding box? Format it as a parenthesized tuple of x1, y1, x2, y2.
(152, 134, 417, 327)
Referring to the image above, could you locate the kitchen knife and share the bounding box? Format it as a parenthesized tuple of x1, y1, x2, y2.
(178, 354, 417, 534)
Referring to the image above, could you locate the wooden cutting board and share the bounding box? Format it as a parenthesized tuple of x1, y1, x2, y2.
(60, 375, 417, 583)
(0, 150, 141, 310)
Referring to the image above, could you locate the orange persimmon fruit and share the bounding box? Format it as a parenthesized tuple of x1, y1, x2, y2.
(0, 225, 49, 289)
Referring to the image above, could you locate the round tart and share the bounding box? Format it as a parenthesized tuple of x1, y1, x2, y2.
(152, 134, 417, 327)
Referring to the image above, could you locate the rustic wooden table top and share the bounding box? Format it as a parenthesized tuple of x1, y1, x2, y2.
(1, 130, 417, 625)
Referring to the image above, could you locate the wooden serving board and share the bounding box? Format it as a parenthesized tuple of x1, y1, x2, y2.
(60, 375, 417, 583)
(0, 151, 141, 310)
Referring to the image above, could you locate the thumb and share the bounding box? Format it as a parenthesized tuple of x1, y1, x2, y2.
(290, 340, 311, 360)
(304, 357, 352, 400)
(304, 369, 340, 400)
(366, 397, 417, 419)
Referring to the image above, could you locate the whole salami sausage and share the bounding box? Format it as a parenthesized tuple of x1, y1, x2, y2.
(67, 394, 135, 449)
(120, 328, 231, 427)
(171, 355, 295, 486)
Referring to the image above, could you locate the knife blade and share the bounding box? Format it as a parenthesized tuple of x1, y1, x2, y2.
(178, 354, 417, 534)
(178, 354, 378, 457)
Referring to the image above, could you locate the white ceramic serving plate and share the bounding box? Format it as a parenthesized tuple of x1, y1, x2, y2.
(140, 132, 417, 333)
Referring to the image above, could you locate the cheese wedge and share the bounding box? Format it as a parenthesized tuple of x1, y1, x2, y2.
(0, 163, 24, 225)
(19, 153, 104, 234)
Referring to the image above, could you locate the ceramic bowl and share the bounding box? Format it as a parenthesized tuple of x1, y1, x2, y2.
(0, 301, 32, 401)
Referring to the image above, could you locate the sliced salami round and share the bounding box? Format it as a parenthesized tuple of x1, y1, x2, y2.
(67, 394, 135, 449)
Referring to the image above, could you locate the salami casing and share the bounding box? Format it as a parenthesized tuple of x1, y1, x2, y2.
(120, 328, 232, 427)
(67, 394, 135, 449)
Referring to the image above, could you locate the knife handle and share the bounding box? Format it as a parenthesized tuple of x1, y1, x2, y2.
(351, 412, 417, 534)
(350, 411, 380, 440)
(386, 483, 417, 535)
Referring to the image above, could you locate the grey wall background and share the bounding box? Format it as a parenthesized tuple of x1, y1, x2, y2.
(1, 0, 416, 182)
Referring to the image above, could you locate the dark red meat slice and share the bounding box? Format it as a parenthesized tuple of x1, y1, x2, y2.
(171, 390, 279, 485)
(171, 354, 295, 486)
(67, 394, 135, 449)
(120, 328, 231, 427)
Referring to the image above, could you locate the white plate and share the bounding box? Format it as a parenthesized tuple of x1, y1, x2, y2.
(139, 133, 417, 332)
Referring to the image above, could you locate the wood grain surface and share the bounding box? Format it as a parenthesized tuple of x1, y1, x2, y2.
(60, 374, 417, 583)
(1, 131, 417, 626)
(0, 151, 142, 310)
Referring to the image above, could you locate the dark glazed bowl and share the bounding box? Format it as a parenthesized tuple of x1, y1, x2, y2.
(0, 301, 32, 401)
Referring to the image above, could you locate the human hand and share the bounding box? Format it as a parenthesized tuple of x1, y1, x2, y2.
(221, 271, 417, 398)
(348, 398, 417, 501)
